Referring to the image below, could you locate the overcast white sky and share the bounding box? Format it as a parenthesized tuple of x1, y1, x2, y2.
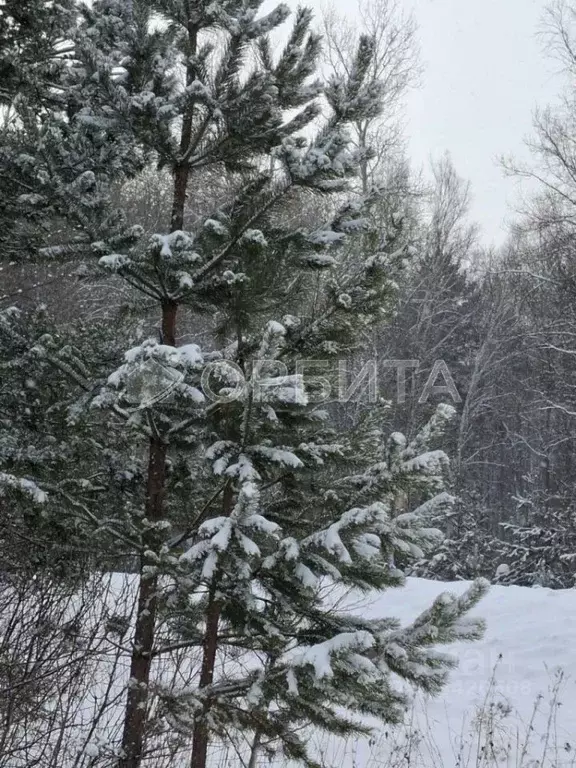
(268, 0, 563, 245)
(404, 0, 558, 245)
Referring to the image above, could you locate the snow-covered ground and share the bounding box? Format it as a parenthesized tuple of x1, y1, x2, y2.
(6, 575, 576, 766)
(300, 578, 576, 767)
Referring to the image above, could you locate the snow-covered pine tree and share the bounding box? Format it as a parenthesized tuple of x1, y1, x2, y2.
(0, 0, 72, 261)
(0, 0, 76, 103)
(2, 1, 487, 765)
(0, 0, 159, 579)
(0, 299, 150, 580)
(409, 490, 504, 582)
(75, 4, 488, 767)
(497, 479, 576, 588)
(0, 0, 148, 266)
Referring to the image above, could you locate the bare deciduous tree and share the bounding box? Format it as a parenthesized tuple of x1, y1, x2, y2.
(321, 0, 421, 192)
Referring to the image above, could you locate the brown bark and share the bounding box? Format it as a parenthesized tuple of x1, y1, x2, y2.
(170, 21, 199, 233)
(161, 299, 178, 346)
(118, 297, 178, 767)
(188, 597, 222, 768)
(170, 164, 189, 232)
(119, 19, 202, 768)
(118, 436, 168, 768)
(188, 484, 234, 768)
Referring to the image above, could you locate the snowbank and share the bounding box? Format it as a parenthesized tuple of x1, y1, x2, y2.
(304, 577, 576, 767)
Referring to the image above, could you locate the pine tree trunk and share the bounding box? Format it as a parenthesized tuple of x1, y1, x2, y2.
(171, 166, 189, 232)
(162, 299, 178, 346)
(188, 484, 233, 768)
(170, 20, 198, 234)
(189, 597, 222, 768)
(118, 435, 168, 768)
(118, 20, 199, 766)
(119, 300, 176, 767)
